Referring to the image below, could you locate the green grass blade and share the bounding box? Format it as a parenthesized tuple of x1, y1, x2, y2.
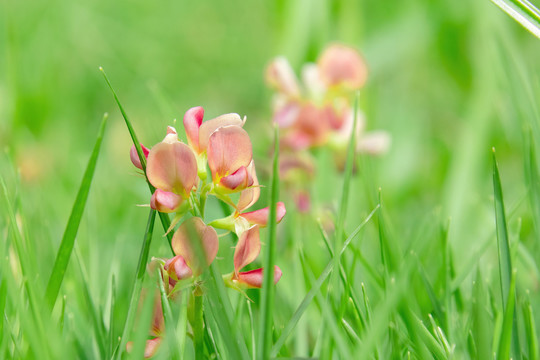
(45, 113, 108, 310)
(258, 125, 280, 360)
(496, 269, 517, 360)
(492, 148, 520, 359)
(491, 0, 540, 38)
(116, 209, 157, 360)
(492, 149, 513, 306)
(472, 268, 492, 359)
(522, 294, 538, 360)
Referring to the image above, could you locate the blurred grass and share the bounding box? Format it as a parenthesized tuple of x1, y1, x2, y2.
(2, 0, 540, 358)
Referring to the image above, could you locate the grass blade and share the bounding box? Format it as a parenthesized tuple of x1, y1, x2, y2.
(522, 294, 539, 360)
(496, 269, 517, 360)
(491, 0, 540, 38)
(45, 113, 108, 310)
(258, 125, 280, 360)
(492, 148, 520, 359)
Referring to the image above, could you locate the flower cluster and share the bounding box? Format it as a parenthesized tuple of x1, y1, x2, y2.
(266, 44, 390, 211)
(129, 106, 286, 357)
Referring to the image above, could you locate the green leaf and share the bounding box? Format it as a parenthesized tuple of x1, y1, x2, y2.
(45, 113, 108, 310)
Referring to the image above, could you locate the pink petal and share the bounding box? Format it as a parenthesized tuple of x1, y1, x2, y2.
(295, 191, 311, 213)
(183, 106, 204, 153)
(198, 113, 244, 151)
(219, 166, 249, 191)
(172, 217, 219, 275)
(130, 144, 150, 170)
(265, 57, 300, 97)
(234, 226, 261, 273)
(207, 126, 252, 180)
(237, 265, 282, 288)
(164, 255, 193, 284)
(150, 189, 183, 213)
(317, 44, 367, 89)
(146, 141, 198, 196)
(236, 163, 260, 212)
(239, 202, 286, 227)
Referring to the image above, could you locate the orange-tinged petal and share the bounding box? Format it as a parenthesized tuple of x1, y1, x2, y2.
(233, 225, 261, 274)
(183, 106, 204, 153)
(207, 126, 252, 180)
(150, 189, 183, 213)
(172, 217, 219, 275)
(198, 113, 244, 151)
(237, 265, 282, 288)
(318, 44, 367, 89)
(130, 144, 150, 170)
(146, 141, 198, 196)
(239, 202, 286, 227)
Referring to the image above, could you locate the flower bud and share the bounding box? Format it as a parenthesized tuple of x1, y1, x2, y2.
(130, 144, 150, 170)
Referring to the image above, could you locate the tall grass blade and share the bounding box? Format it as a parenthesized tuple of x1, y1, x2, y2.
(258, 125, 280, 360)
(472, 268, 491, 359)
(116, 209, 157, 360)
(496, 269, 517, 360)
(492, 148, 520, 359)
(491, 0, 540, 38)
(45, 113, 108, 310)
(157, 269, 180, 359)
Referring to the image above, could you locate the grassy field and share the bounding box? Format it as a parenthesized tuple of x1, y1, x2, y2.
(1, 0, 540, 358)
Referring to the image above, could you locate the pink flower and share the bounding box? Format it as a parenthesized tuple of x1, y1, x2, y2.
(145, 131, 198, 198)
(265, 57, 300, 97)
(231, 226, 282, 289)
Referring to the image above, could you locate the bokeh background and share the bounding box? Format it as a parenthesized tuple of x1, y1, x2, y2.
(1, 0, 540, 357)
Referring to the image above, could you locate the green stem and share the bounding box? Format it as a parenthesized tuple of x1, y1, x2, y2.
(194, 293, 204, 360)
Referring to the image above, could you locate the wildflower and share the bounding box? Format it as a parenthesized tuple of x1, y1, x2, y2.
(130, 143, 150, 170)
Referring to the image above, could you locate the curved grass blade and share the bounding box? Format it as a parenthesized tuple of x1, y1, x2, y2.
(522, 294, 538, 360)
(258, 125, 280, 360)
(45, 113, 108, 310)
(157, 268, 180, 359)
(491, 0, 540, 38)
(116, 209, 157, 360)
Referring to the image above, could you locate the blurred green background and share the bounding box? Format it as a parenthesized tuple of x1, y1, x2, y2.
(1, 0, 540, 357)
